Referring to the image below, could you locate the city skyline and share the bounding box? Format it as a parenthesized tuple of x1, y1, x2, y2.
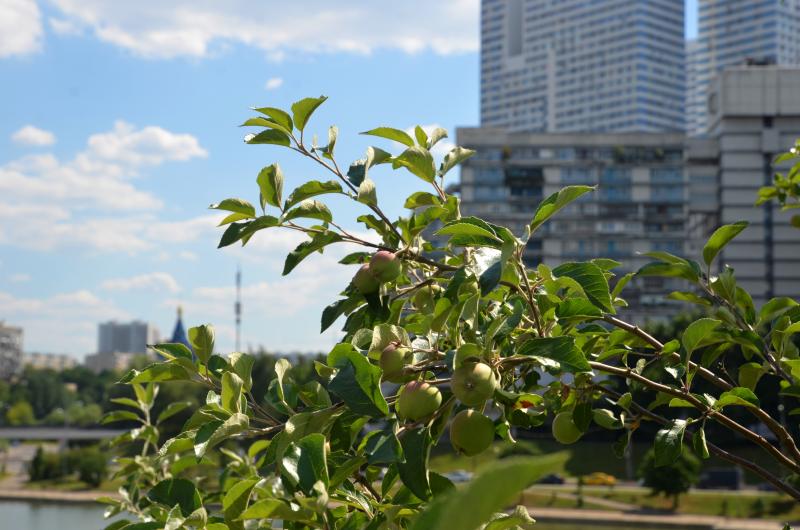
(1, 0, 699, 357)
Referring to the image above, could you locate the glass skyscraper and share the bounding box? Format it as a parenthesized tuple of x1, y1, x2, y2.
(480, 0, 685, 133)
(687, 0, 800, 135)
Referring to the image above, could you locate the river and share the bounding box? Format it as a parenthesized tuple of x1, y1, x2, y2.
(0, 501, 656, 529)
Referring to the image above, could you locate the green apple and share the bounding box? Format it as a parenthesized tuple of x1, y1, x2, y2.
(380, 342, 413, 383)
(369, 250, 402, 282)
(449, 409, 495, 456)
(412, 283, 443, 312)
(396, 380, 442, 421)
(352, 264, 379, 295)
(451, 362, 497, 407)
(552, 411, 582, 445)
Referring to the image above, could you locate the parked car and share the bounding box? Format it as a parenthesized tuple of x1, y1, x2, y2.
(538, 473, 565, 485)
(583, 472, 616, 486)
(698, 467, 742, 490)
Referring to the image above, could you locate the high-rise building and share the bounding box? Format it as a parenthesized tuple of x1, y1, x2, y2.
(480, 0, 685, 133)
(456, 128, 688, 322)
(688, 66, 800, 304)
(0, 322, 23, 379)
(687, 0, 800, 135)
(97, 320, 160, 355)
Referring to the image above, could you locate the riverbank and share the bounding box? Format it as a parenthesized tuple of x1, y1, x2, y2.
(0, 487, 118, 504)
(531, 507, 788, 530)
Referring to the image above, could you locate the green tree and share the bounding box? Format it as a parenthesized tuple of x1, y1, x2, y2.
(99, 98, 800, 530)
(639, 447, 701, 508)
(6, 400, 35, 426)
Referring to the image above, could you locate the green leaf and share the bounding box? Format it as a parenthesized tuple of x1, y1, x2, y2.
(682, 318, 721, 358)
(222, 478, 257, 526)
(398, 428, 432, 500)
(273, 358, 292, 411)
(296, 433, 329, 493)
(393, 145, 436, 183)
(150, 343, 193, 361)
(245, 129, 291, 146)
(436, 219, 502, 244)
(484, 506, 537, 530)
(156, 401, 191, 425)
(409, 456, 556, 530)
(188, 324, 214, 363)
(283, 231, 342, 275)
(285, 180, 343, 209)
(637, 261, 700, 283)
(282, 199, 332, 223)
(693, 427, 710, 459)
(357, 177, 378, 207)
(228, 352, 255, 392)
(328, 347, 388, 418)
(517, 337, 591, 372)
(439, 146, 475, 176)
(148, 478, 202, 517)
(529, 186, 594, 233)
(253, 106, 293, 131)
(361, 126, 414, 147)
(110, 397, 140, 409)
(194, 413, 249, 459)
(413, 125, 428, 146)
(119, 363, 193, 384)
(404, 191, 441, 209)
(703, 221, 749, 266)
(221, 371, 244, 413)
(654, 419, 687, 467)
(256, 164, 284, 210)
(737, 362, 765, 390)
(555, 298, 602, 322)
(552, 262, 613, 312)
(715, 387, 760, 409)
(667, 291, 712, 306)
(209, 198, 256, 218)
(427, 127, 448, 148)
(101, 410, 140, 424)
(291, 96, 328, 131)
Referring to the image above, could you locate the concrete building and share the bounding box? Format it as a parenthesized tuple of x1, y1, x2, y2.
(687, 0, 800, 135)
(687, 67, 800, 304)
(0, 322, 23, 379)
(98, 320, 159, 355)
(23, 352, 78, 371)
(456, 128, 688, 321)
(84, 351, 139, 374)
(480, 0, 685, 133)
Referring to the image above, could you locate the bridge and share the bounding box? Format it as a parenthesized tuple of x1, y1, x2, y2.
(0, 427, 126, 441)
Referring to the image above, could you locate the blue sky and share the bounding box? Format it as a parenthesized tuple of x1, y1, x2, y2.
(0, 0, 697, 358)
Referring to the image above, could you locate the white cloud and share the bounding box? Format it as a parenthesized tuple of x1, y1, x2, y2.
(46, 0, 479, 59)
(0, 289, 129, 354)
(11, 125, 56, 146)
(265, 77, 283, 90)
(0, 122, 210, 252)
(101, 272, 181, 293)
(0, 0, 42, 58)
(87, 120, 207, 167)
(9, 273, 30, 283)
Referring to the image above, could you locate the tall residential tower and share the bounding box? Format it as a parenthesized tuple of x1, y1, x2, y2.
(687, 0, 800, 135)
(480, 0, 685, 133)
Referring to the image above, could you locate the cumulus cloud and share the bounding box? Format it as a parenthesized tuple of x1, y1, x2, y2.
(265, 77, 283, 90)
(86, 120, 207, 167)
(101, 272, 180, 293)
(0, 0, 42, 58)
(45, 0, 478, 59)
(0, 289, 129, 354)
(0, 122, 210, 253)
(11, 125, 56, 146)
